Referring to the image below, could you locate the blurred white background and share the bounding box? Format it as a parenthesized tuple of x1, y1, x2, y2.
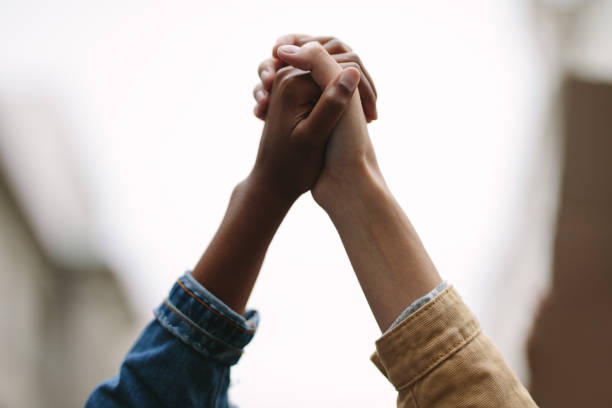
(0, 0, 573, 406)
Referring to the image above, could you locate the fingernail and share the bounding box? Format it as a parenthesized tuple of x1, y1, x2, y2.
(339, 69, 359, 92)
(278, 44, 300, 55)
(261, 70, 271, 81)
(255, 90, 265, 102)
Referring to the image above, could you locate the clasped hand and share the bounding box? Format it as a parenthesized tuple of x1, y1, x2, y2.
(192, 34, 439, 330)
(247, 34, 383, 211)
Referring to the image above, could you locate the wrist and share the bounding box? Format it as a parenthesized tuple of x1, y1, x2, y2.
(237, 172, 296, 216)
(191, 173, 293, 316)
(314, 160, 389, 217)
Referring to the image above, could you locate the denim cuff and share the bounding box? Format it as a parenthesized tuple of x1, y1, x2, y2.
(155, 271, 259, 366)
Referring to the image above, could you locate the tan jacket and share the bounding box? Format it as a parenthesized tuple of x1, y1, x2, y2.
(372, 286, 537, 407)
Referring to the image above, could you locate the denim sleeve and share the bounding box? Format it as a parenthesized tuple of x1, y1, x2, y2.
(86, 271, 259, 408)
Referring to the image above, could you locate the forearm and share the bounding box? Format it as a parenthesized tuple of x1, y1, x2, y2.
(325, 164, 535, 406)
(192, 173, 292, 314)
(87, 169, 284, 407)
(323, 164, 442, 331)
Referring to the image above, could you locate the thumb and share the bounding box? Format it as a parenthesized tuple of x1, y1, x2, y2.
(293, 67, 360, 147)
(277, 42, 342, 89)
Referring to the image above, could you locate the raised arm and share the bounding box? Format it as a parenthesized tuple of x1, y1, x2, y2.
(191, 64, 360, 314)
(271, 38, 442, 331)
(86, 52, 360, 408)
(266, 36, 537, 407)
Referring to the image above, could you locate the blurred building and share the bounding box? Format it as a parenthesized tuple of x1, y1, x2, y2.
(0, 98, 136, 407)
(527, 0, 612, 406)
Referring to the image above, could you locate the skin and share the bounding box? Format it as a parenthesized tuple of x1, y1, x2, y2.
(255, 34, 378, 122)
(192, 58, 361, 314)
(256, 36, 442, 331)
(196, 34, 442, 332)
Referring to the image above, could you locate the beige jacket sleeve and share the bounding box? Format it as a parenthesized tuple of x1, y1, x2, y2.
(371, 286, 537, 407)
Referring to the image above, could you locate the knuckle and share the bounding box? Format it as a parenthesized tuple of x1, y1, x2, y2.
(258, 60, 271, 75)
(252, 84, 262, 98)
(274, 70, 314, 100)
(304, 41, 326, 57)
(294, 36, 310, 46)
(347, 52, 362, 65)
(345, 61, 362, 73)
(326, 87, 349, 110)
(327, 38, 349, 53)
(257, 62, 266, 74)
(281, 74, 300, 90)
(292, 126, 308, 143)
(259, 59, 279, 79)
(283, 77, 301, 93)
(273, 66, 294, 88)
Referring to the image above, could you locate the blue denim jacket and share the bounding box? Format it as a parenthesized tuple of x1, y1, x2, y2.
(86, 272, 259, 407)
(86, 272, 446, 407)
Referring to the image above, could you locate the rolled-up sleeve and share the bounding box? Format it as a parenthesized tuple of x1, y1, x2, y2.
(371, 286, 537, 407)
(155, 271, 258, 366)
(86, 271, 258, 407)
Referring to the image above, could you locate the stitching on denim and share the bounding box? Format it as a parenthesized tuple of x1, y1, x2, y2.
(164, 298, 245, 354)
(157, 302, 213, 358)
(163, 299, 243, 355)
(156, 306, 247, 369)
(383, 287, 454, 342)
(176, 279, 255, 334)
(155, 308, 212, 359)
(163, 299, 244, 355)
(396, 327, 481, 391)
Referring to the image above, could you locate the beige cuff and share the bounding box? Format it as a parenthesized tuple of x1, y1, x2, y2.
(370, 286, 481, 391)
